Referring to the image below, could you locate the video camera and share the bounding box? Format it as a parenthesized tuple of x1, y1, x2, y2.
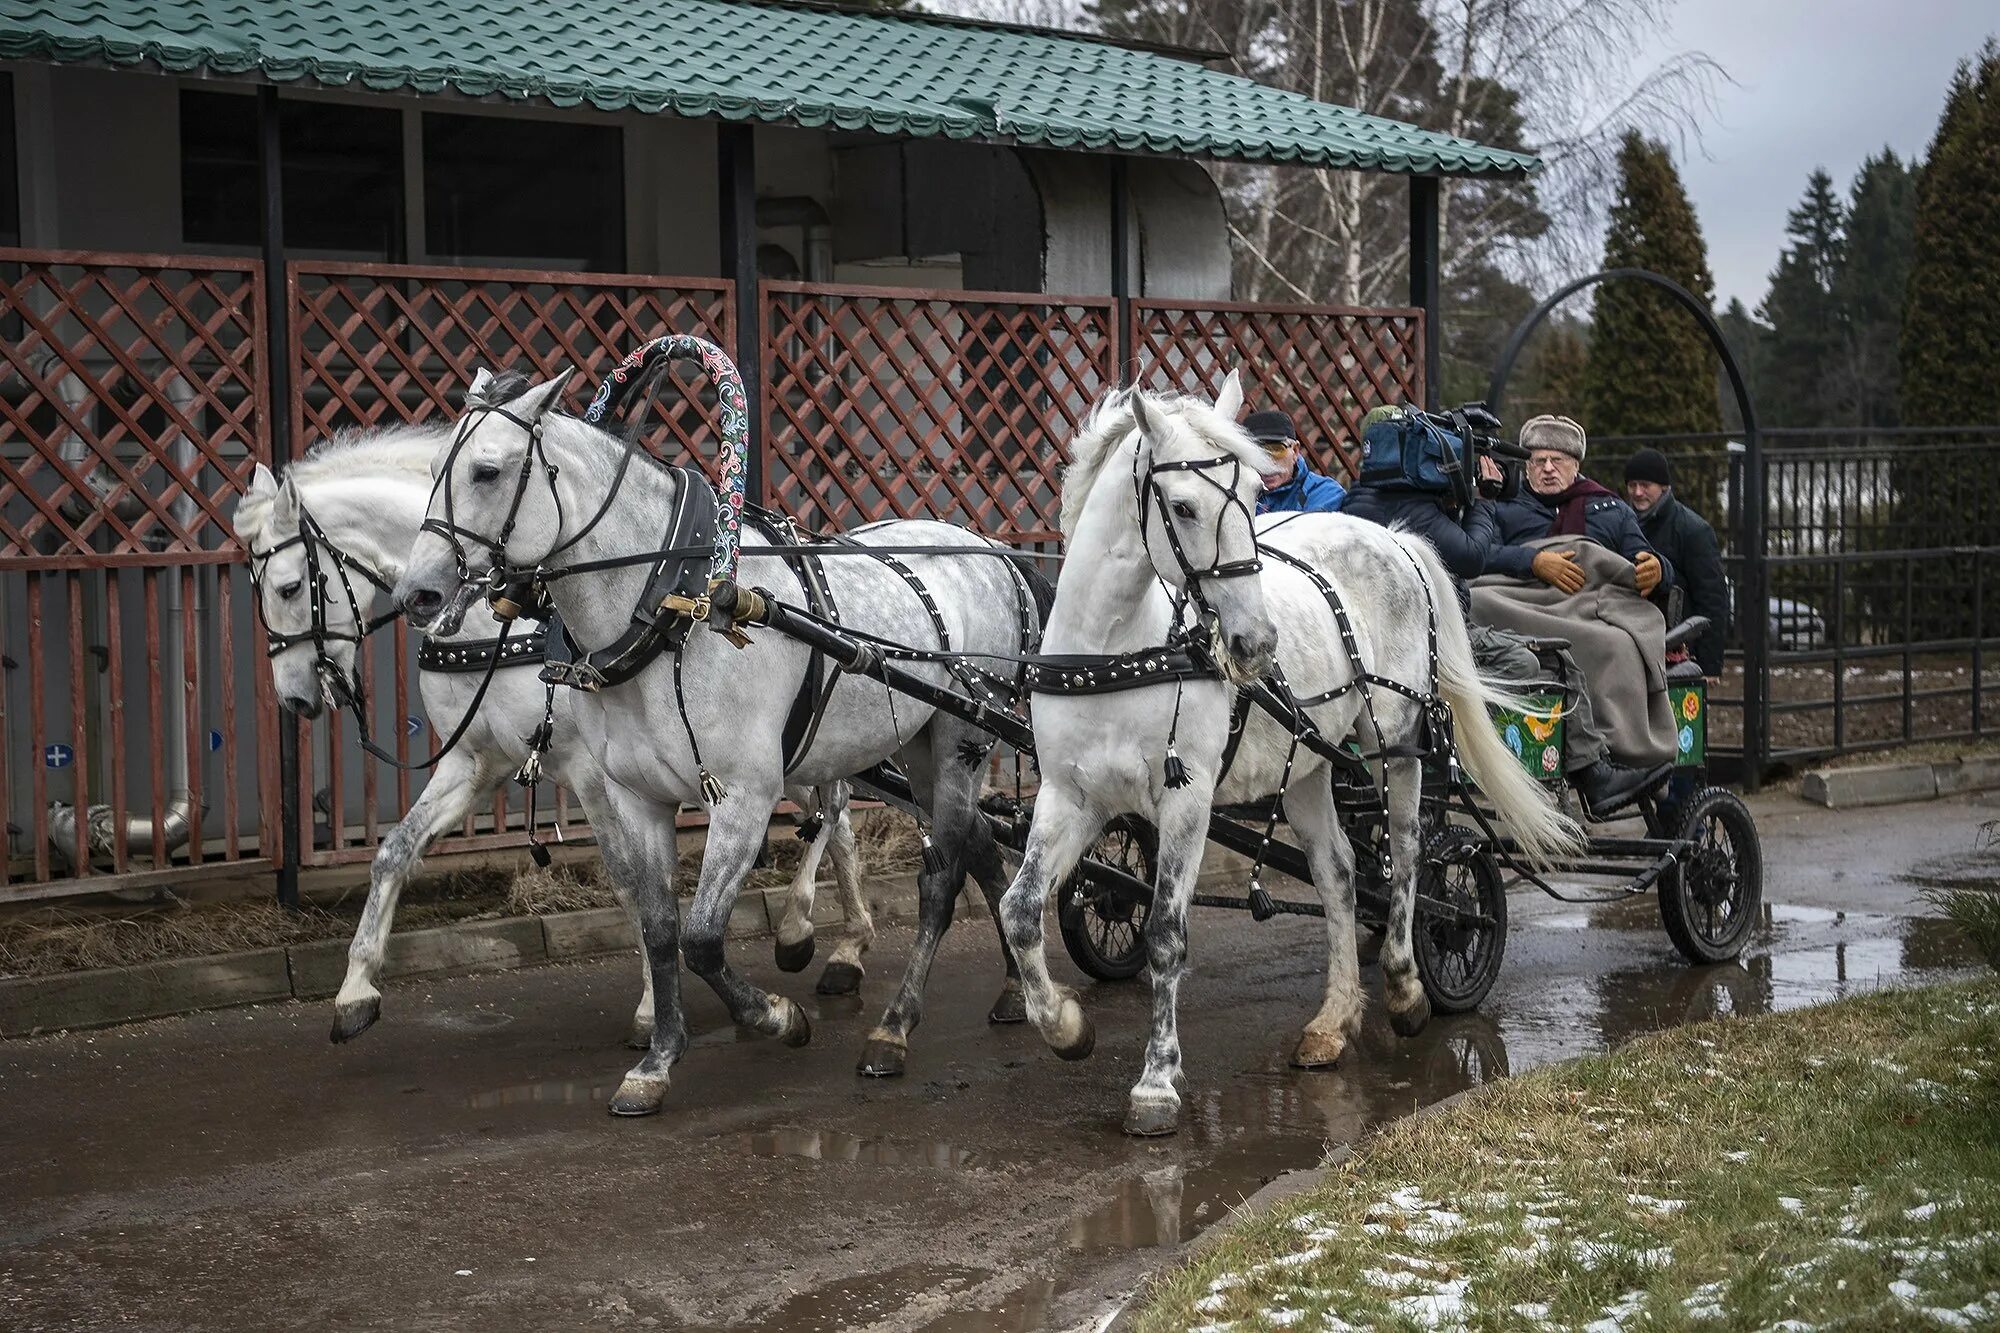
(1356, 401, 1530, 509)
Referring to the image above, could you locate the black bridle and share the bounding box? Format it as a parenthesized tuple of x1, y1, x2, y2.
(247, 505, 400, 713)
(1131, 441, 1265, 616)
(418, 392, 662, 619)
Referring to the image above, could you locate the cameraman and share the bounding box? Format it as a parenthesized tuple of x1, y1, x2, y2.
(1343, 411, 1670, 820)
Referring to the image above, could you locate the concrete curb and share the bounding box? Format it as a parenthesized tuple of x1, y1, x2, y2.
(1801, 755, 2000, 809)
(0, 875, 933, 1039)
(1099, 1085, 1491, 1332)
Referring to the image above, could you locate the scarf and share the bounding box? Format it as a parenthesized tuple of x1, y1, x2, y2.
(1543, 475, 1618, 537)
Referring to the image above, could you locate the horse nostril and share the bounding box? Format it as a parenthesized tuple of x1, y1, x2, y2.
(405, 589, 443, 621)
(282, 695, 314, 715)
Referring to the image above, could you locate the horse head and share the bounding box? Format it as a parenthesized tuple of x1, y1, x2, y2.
(399, 368, 574, 634)
(1127, 371, 1282, 682)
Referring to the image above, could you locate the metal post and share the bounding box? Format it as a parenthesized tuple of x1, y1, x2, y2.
(1408, 176, 1441, 410)
(1832, 560, 1846, 753)
(259, 85, 300, 909)
(718, 122, 764, 504)
(1741, 425, 1769, 789)
(1109, 155, 1132, 386)
(1975, 550, 1986, 737)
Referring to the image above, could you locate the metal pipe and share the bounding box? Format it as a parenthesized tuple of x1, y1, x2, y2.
(45, 368, 204, 871)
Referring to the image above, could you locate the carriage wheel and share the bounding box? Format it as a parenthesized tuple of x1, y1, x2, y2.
(1413, 826, 1508, 1014)
(1057, 817, 1158, 982)
(1659, 787, 1763, 964)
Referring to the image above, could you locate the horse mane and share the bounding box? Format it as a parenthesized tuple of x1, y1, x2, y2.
(1058, 387, 1263, 540)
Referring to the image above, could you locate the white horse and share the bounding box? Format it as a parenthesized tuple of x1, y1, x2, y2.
(996, 375, 1579, 1135)
(396, 371, 1037, 1115)
(230, 418, 868, 1048)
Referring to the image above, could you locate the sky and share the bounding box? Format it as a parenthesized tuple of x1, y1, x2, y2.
(1650, 0, 1995, 311)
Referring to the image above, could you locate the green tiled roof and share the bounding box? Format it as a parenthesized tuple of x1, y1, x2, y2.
(0, 0, 1541, 177)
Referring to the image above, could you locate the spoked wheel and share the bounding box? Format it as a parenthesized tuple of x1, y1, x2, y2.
(1057, 817, 1158, 982)
(1659, 787, 1763, 963)
(1412, 825, 1508, 1014)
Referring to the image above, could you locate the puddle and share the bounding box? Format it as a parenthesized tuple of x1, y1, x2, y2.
(693, 1263, 989, 1333)
(423, 1009, 515, 1032)
(737, 1127, 985, 1171)
(463, 1079, 615, 1109)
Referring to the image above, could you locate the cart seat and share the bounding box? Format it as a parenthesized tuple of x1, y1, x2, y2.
(1665, 658, 1706, 682)
(1664, 615, 1711, 654)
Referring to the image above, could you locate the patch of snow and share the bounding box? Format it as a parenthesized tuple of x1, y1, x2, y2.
(1582, 1289, 1647, 1332)
(1778, 1197, 1805, 1213)
(1511, 1304, 1550, 1319)
(1194, 1293, 1228, 1315)
(1363, 1268, 1421, 1291)
(1627, 1193, 1688, 1213)
(1723, 1150, 1751, 1163)
(1266, 1247, 1324, 1270)
(1388, 1277, 1470, 1326)
(1523, 1214, 1563, 1233)
(1890, 1279, 1922, 1302)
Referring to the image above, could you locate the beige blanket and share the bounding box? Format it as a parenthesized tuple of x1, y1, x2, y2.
(1470, 536, 1676, 767)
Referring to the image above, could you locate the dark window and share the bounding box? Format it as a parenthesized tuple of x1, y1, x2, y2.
(180, 91, 403, 255)
(0, 72, 18, 247)
(423, 112, 623, 272)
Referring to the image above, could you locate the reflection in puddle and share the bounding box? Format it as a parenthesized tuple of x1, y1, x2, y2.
(737, 1127, 984, 1171)
(700, 1263, 988, 1333)
(463, 1079, 614, 1109)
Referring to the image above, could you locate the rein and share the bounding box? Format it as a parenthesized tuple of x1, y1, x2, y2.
(249, 496, 529, 772)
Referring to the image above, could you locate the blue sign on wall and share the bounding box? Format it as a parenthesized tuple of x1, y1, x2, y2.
(406, 716, 424, 737)
(209, 729, 224, 753)
(44, 743, 73, 769)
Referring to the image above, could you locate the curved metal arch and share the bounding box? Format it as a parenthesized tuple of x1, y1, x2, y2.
(1483, 265, 1769, 786)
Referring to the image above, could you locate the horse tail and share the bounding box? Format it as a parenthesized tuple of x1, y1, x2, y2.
(1394, 531, 1582, 868)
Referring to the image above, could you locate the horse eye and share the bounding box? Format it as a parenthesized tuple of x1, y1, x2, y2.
(278, 581, 302, 601)
(1170, 499, 1197, 522)
(470, 462, 502, 483)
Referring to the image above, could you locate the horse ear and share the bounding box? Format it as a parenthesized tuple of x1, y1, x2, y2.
(510, 368, 576, 423)
(1214, 369, 1244, 422)
(246, 462, 277, 497)
(273, 475, 301, 527)
(465, 367, 494, 404)
(1130, 390, 1163, 444)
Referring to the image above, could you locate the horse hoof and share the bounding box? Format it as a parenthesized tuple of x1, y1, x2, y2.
(774, 932, 815, 973)
(987, 984, 1028, 1025)
(1291, 1029, 1347, 1069)
(1124, 1096, 1181, 1137)
(608, 1075, 668, 1117)
(330, 995, 381, 1044)
(771, 996, 813, 1048)
(857, 1037, 908, 1079)
(816, 961, 864, 996)
(1389, 993, 1432, 1039)
(1050, 996, 1095, 1061)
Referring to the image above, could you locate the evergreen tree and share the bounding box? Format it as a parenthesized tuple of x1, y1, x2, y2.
(1835, 150, 1916, 429)
(1901, 43, 2000, 428)
(1757, 169, 1846, 427)
(1581, 132, 1723, 442)
(1714, 296, 1769, 431)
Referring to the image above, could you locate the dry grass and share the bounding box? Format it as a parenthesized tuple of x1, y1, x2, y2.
(1137, 980, 2000, 1331)
(1926, 886, 2000, 973)
(0, 807, 930, 980)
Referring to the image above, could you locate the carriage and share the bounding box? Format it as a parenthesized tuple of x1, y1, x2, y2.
(1047, 668, 1762, 1016)
(246, 330, 1765, 1132)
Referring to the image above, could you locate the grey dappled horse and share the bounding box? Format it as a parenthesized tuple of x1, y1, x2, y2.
(231, 420, 865, 1049)
(396, 372, 1035, 1115)
(997, 376, 1579, 1135)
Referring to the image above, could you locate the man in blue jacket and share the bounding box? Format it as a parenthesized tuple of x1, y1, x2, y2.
(1244, 409, 1346, 514)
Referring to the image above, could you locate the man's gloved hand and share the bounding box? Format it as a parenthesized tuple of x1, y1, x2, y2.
(1633, 551, 1662, 596)
(1531, 548, 1586, 595)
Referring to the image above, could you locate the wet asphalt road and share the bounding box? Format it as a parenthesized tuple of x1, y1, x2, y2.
(0, 789, 1990, 1332)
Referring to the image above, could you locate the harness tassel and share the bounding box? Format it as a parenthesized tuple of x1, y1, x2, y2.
(921, 831, 949, 878)
(1162, 745, 1190, 789)
(1247, 878, 1276, 922)
(700, 768, 728, 806)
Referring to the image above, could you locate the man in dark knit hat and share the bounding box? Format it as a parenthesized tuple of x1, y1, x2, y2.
(1624, 447, 1728, 678)
(1243, 408, 1347, 514)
